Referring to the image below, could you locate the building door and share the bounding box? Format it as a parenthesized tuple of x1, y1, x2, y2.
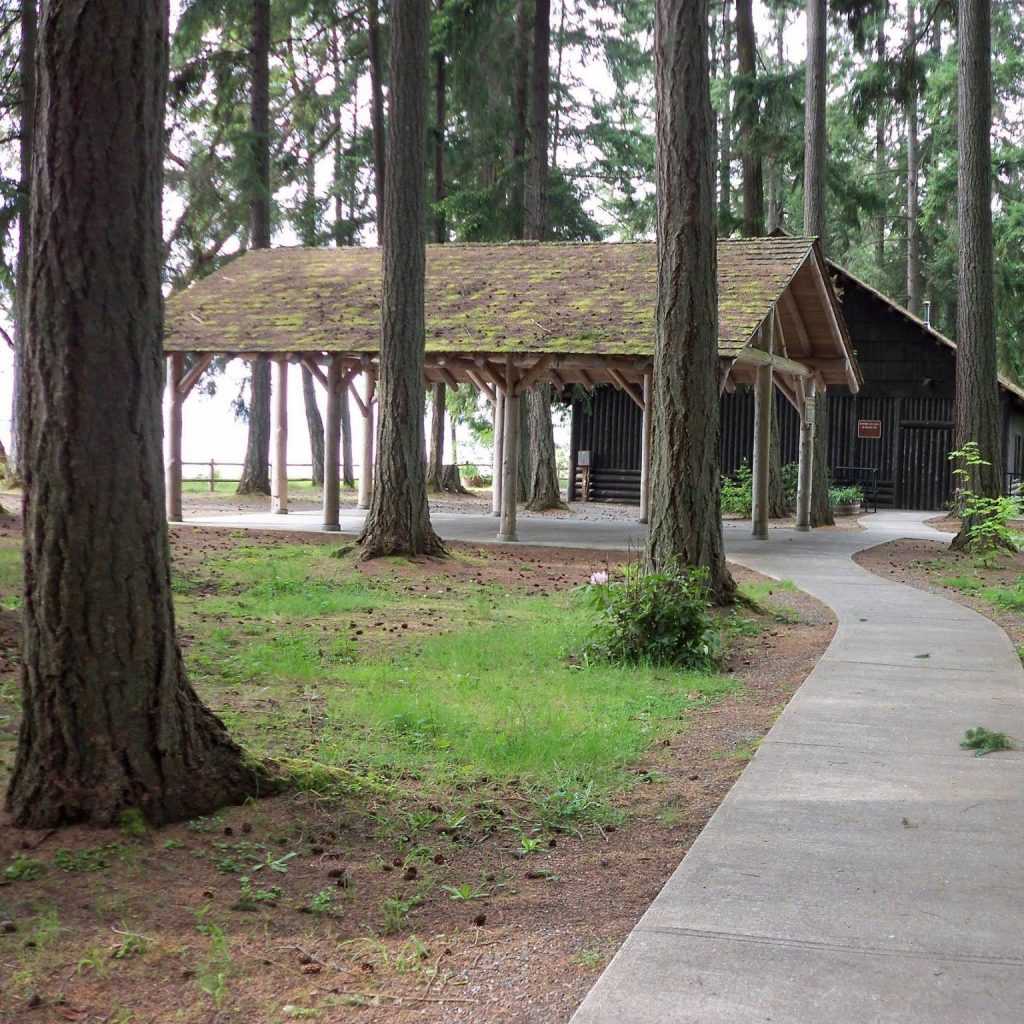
(897, 423, 953, 510)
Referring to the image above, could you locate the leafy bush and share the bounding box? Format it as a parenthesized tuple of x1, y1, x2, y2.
(948, 442, 1021, 551)
(829, 484, 863, 507)
(780, 462, 800, 510)
(720, 463, 752, 516)
(580, 562, 718, 670)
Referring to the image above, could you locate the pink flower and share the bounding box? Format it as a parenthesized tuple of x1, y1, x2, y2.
(590, 571, 609, 586)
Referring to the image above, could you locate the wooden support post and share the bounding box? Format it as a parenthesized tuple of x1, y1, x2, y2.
(497, 358, 519, 542)
(271, 357, 289, 514)
(639, 372, 652, 525)
(492, 386, 505, 518)
(166, 353, 184, 523)
(796, 379, 815, 531)
(358, 367, 375, 510)
(323, 355, 342, 531)
(752, 361, 771, 539)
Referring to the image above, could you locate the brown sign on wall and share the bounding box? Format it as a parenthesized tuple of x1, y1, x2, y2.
(857, 419, 882, 439)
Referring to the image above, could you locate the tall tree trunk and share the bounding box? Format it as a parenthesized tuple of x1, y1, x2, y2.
(905, 1, 923, 316)
(718, 0, 732, 230)
(511, 0, 531, 238)
(803, 0, 832, 526)
(359, 0, 444, 559)
(298, 157, 325, 486)
(238, 0, 272, 495)
(426, 381, 446, 490)
(524, 0, 551, 241)
(237, 359, 272, 493)
(648, 0, 735, 604)
(433, 9, 446, 244)
(340, 387, 355, 487)
(367, 0, 386, 235)
(874, 6, 887, 271)
(7, 0, 264, 828)
(521, 0, 562, 510)
(736, 0, 763, 236)
(551, 0, 567, 167)
(302, 366, 325, 486)
(766, 10, 785, 233)
(768, 394, 786, 516)
(952, 0, 1002, 548)
(9, 0, 36, 485)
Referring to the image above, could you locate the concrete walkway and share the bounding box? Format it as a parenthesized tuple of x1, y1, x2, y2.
(571, 511, 1024, 1024)
(178, 507, 1024, 1019)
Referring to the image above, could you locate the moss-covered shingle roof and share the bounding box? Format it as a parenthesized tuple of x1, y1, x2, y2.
(165, 237, 820, 358)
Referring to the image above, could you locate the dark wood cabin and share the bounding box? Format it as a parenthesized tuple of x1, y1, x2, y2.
(569, 263, 1024, 511)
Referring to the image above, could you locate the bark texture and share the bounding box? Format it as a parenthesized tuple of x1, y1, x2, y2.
(524, 0, 551, 241)
(736, 0, 764, 236)
(237, 358, 271, 493)
(340, 386, 354, 487)
(905, 1, 923, 316)
(426, 381, 446, 491)
(359, 0, 444, 559)
(301, 365, 325, 486)
(803, 0, 833, 527)
(7, 0, 265, 828)
(874, 8, 887, 271)
(9, 0, 36, 484)
(953, 0, 1002, 547)
(511, 0, 531, 239)
(768, 394, 786, 517)
(433, 15, 447, 244)
(524, 384, 566, 511)
(648, 0, 735, 604)
(367, 0, 387, 234)
(718, 0, 732, 228)
(803, 0, 827, 243)
(238, 0, 272, 494)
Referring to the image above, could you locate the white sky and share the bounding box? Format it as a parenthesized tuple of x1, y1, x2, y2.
(0, 0, 808, 480)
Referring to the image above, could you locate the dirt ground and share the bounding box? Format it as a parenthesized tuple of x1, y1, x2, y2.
(0, 520, 835, 1024)
(855, 535, 1024, 651)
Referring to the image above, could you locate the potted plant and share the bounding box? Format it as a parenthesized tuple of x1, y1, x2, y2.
(829, 484, 864, 516)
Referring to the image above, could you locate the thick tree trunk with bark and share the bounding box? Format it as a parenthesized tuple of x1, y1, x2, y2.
(525, 384, 566, 511)
(237, 359, 271, 493)
(367, 0, 387, 234)
(359, 0, 444, 559)
(953, 0, 1002, 548)
(736, 0, 763, 236)
(340, 387, 354, 487)
(7, 0, 265, 828)
(766, 13, 785, 233)
(433, 15, 446, 244)
(803, 0, 832, 527)
(9, 0, 36, 485)
(874, 8, 887, 271)
(427, 381, 446, 491)
(238, 0, 272, 495)
(302, 366, 325, 485)
(905, 1, 923, 316)
(517, 395, 530, 499)
(525, 0, 551, 241)
(648, 0, 735, 605)
(511, 0, 531, 238)
(718, 0, 732, 229)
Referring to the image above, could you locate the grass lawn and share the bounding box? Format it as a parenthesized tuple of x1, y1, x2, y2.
(0, 522, 832, 1024)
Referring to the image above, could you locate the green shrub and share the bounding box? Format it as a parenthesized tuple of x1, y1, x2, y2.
(720, 463, 752, 516)
(829, 484, 863, 507)
(960, 726, 1014, 756)
(948, 442, 1022, 552)
(580, 562, 717, 670)
(780, 462, 799, 509)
